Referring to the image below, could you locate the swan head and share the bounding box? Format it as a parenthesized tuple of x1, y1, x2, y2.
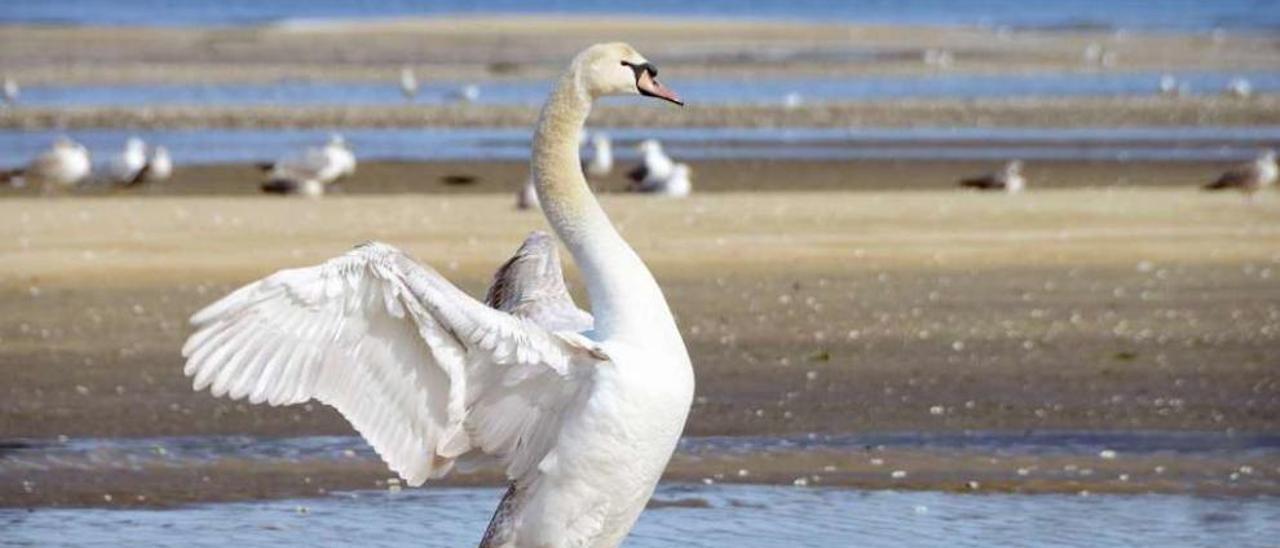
(574, 42, 682, 106)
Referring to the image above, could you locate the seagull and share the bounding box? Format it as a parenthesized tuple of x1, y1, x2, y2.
(630, 162, 692, 197)
(959, 160, 1026, 193)
(1226, 77, 1253, 99)
(1203, 150, 1277, 198)
(1, 136, 91, 192)
(259, 134, 355, 190)
(451, 84, 480, 104)
(516, 174, 539, 210)
(2, 76, 18, 106)
(183, 42, 693, 546)
(626, 139, 674, 187)
(109, 137, 148, 185)
(400, 67, 419, 101)
(582, 132, 613, 178)
(1158, 74, 1185, 97)
(127, 145, 173, 186)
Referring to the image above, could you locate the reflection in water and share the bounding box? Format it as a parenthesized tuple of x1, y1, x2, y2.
(1, 484, 1277, 547)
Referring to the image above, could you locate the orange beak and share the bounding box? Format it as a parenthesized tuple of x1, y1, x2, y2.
(637, 70, 683, 106)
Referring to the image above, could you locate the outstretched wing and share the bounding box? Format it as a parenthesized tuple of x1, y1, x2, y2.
(181, 242, 609, 486)
(485, 231, 593, 333)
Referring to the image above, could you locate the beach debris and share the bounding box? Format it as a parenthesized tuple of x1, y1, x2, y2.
(891, 470, 908, 479)
(792, 477, 809, 487)
(929, 405, 945, 416)
(1099, 449, 1118, 460)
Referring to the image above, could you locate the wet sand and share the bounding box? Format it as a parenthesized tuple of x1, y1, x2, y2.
(1, 182, 1278, 506)
(0, 158, 1266, 197)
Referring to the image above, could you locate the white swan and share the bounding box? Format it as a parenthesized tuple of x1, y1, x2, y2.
(960, 160, 1026, 193)
(626, 138, 674, 186)
(110, 137, 147, 184)
(1, 136, 90, 191)
(582, 132, 613, 178)
(400, 66, 419, 101)
(182, 43, 691, 547)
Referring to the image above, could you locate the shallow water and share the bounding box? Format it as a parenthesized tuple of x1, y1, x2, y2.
(13, 72, 1280, 108)
(3, 0, 1277, 31)
(3, 126, 1279, 167)
(2, 484, 1277, 547)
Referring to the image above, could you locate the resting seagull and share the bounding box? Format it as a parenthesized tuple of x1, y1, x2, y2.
(1, 136, 91, 192)
(183, 43, 693, 547)
(625, 139, 674, 187)
(959, 160, 1026, 193)
(1203, 150, 1277, 198)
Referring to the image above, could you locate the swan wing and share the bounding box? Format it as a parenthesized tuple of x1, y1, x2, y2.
(181, 241, 608, 486)
(484, 231, 593, 333)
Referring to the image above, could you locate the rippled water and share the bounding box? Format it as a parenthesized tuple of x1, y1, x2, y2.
(2, 484, 1277, 547)
(3, 126, 1279, 167)
(12, 72, 1280, 108)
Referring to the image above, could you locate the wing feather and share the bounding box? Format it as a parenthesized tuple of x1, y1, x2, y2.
(182, 241, 607, 487)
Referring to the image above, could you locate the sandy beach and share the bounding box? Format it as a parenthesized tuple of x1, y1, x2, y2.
(1, 187, 1277, 506)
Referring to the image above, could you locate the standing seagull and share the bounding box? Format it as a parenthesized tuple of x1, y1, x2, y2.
(1, 136, 91, 191)
(582, 132, 613, 178)
(959, 160, 1026, 193)
(1203, 150, 1277, 198)
(182, 43, 692, 547)
(123, 145, 173, 187)
(626, 139, 674, 187)
(260, 134, 355, 189)
(400, 66, 419, 101)
(109, 137, 148, 185)
(2, 76, 17, 106)
(516, 174, 539, 210)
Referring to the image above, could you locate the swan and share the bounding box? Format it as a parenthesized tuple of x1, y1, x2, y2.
(181, 43, 691, 547)
(110, 137, 147, 184)
(1203, 150, 1277, 197)
(625, 139, 674, 186)
(1, 136, 91, 191)
(631, 162, 692, 197)
(959, 160, 1025, 193)
(400, 66, 419, 101)
(582, 132, 613, 178)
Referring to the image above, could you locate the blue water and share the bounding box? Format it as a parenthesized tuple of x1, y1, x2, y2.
(1, 0, 1277, 31)
(3, 126, 1278, 167)
(13, 71, 1280, 108)
(2, 485, 1278, 547)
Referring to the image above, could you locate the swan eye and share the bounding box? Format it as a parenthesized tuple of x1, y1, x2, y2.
(620, 61, 657, 81)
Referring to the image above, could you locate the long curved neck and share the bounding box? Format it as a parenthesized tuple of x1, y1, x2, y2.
(531, 72, 676, 342)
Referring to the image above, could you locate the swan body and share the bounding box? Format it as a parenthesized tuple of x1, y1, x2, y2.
(3, 136, 91, 191)
(960, 160, 1025, 193)
(183, 43, 690, 547)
